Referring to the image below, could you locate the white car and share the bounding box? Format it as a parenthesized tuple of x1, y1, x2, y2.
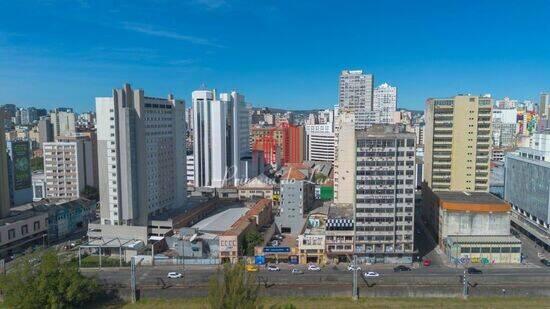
(267, 265, 280, 271)
(363, 271, 380, 278)
(167, 272, 183, 279)
(291, 268, 304, 275)
(348, 265, 361, 272)
(308, 264, 321, 271)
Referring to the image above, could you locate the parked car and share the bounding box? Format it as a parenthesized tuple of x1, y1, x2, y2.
(267, 265, 280, 271)
(347, 264, 361, 272)
(308, 264, 321, 271)
(291, 268, 304, 275)
(167, 272, 183, 279)
(423, 259, 432, 267)
(540, 258, 550, 267)
(246, 265, 259, 272)
(393, 265, 411, 272)
(274, 234, 284, 240)
(467, 267, 483, 274)
(363, 271, 380, 278)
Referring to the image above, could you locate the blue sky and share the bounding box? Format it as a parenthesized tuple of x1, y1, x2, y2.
(1, 0, 549, 112)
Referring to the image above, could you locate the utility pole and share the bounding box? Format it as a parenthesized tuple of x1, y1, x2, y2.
(352, 255, 358, 301)
(462, 269, 469, 300)
(131, 257, 137, 303)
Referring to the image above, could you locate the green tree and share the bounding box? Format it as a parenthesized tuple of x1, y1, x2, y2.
(0, 249, 101, 308)
(241, 230, 263, 256)
(31, 156, 44, 172)
(208, 262, 259, 309)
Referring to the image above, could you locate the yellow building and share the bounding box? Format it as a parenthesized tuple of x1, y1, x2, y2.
(424, 95, 492, 192)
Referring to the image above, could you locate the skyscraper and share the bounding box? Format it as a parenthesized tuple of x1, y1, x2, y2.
(0, 109, 11, 218)
(6, 140, 33, 206)
(373, 83, 397, 124)
(334, 111, 356, 204)
(338, 70, 374, 129)
(192, 89, 251, 188)
(96, 84, 186, 226)
(424, 95, 492, 192)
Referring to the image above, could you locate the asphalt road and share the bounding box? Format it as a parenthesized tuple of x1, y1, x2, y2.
(85, 264, 550, 289)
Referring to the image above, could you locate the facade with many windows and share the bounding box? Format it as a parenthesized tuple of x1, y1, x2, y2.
(354, 125, 416, 263)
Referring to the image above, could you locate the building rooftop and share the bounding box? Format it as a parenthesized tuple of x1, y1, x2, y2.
(327, 203, 354, 219)
(356, 124, 415, 138)
(434, 191, 510, 213)
(191, 207, 249, 233)
(446, 235, 521, 244)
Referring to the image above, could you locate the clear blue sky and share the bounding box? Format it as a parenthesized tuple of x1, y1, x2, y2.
(1, 0, 549, 112)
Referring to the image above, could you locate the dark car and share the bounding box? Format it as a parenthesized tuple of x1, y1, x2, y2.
(393, 265, 412, 272)
(541, 259, 550, 267)
(467, 267, 483, 274)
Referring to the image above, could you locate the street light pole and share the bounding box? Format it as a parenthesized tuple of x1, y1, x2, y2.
(352, 255, 358, 301)
(462, 269, 469, 300)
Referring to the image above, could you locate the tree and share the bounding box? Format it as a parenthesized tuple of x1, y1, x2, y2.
(0, 249, 101, 308)
(30, 156, 43, 172)
(208, 262, 259, 309)
(241, 230, 263, 256)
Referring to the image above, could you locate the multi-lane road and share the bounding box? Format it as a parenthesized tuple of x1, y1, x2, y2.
(83, 263, 550, 298)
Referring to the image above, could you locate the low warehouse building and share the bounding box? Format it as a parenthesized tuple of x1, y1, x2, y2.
(422, 188, 521, 264)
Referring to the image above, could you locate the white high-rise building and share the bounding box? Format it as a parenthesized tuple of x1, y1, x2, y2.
(541, 92, 550, 119)
(95, 84, 186, 226)
(305, 123, 335, 162)
(193, 89, 251, 188)
(338, 70, 374, 129)
(50, 109, 77, 139)
(492, 108, 517, 148)
(373, 83, 397, 124)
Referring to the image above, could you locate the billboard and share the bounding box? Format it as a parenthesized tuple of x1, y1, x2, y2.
(11, 141, 31, 190)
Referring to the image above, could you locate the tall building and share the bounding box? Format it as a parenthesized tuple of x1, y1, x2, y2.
(505, 129, 550, 250)
(6, 140, 33, 206)
(424, 95, 492, 192)
(334, 111, 356, 204)
(0, 110, 10, 218)
(373, 83, 397, 124)
(492, 108, 517, 148)
(354, 125, 416, 263)
(43, 135, 97, 200)
(95, 84, 186, 226)
(50, 109, 77, 139)
(338, 70, 374, 129)
(20, 107, 39, 125)
(192, 89, 251, 188)
(38, 116, 54, 145)
(540, 92, 550, 119)
(305, 123, 335, 162)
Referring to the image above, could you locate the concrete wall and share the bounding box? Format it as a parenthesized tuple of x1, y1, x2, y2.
(441, 210, 510, 238)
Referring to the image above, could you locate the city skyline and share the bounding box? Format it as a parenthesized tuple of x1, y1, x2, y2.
(2, 1, 550, 112)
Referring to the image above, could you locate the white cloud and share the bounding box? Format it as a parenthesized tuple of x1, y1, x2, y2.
(120, 22, 224, 48)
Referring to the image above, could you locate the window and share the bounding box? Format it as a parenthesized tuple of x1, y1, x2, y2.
(8, 229, 15, 240)
(481, 247, 490, 253)
(470, 247, 480, 253)
(21, 225, 28, 235)
(33, 221, 40, 231)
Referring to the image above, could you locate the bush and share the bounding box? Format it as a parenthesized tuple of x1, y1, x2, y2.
(0, 249, 102, 308)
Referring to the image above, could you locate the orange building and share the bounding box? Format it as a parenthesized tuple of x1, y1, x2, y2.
(251, 124, 304, 166)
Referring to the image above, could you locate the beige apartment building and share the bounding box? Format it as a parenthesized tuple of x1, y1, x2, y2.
(42, 133, 98, 201)
(424, 95, 492, 192)
(334, 111, 356, 204)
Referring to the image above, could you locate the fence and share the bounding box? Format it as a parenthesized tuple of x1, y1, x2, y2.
(153, 257, 220, 265)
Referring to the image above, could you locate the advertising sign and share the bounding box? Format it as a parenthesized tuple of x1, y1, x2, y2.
(12, 141, 31, 190)
(263, 246, 291, 253)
